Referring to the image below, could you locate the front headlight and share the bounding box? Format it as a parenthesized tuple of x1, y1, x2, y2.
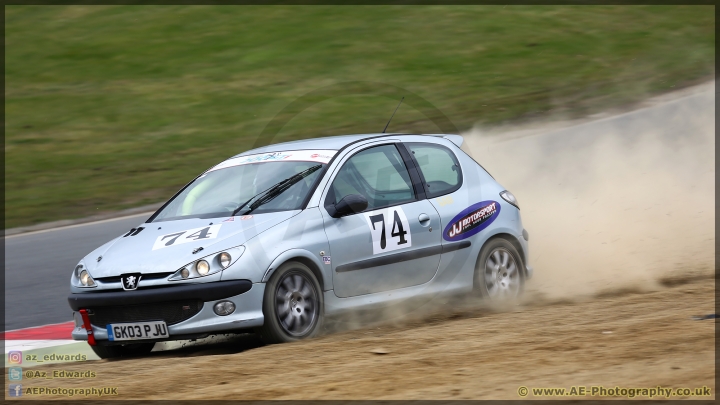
(500, 190, 519, 210)
(169, 245, 245, 281)
(196, 260, 210, 276)
(74, 263, 96, 287)
(219, 252, 232, 268)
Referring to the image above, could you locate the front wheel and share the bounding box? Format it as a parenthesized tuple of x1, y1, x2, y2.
(475, 238, 525, 300)
(257, 261, 323, 344)
(90, 342, 155, 360)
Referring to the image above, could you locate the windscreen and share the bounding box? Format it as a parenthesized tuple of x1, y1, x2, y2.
(151, 150, 336, 222)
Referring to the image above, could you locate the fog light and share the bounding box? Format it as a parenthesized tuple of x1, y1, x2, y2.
(180, 268, 190, 279)
(213, 301, 236, 316)
(196, 260, 210, 276)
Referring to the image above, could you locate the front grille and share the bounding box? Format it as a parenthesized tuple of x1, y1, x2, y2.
(87, 300, 203, 327)
(95, 272, 175, 284)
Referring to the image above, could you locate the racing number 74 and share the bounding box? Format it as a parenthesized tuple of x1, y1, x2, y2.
(152, 224, 222, 250)
(161, 226, 213, 246)
(369, 210, 408, 251)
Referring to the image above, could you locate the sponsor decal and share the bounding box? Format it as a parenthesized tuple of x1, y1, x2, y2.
(437, 195, 454, 207)
(207, 150, 337, 173)
(223, 217, 235, 222)
(240, 152, 291, 163)
(443, 200, 501, 241)
(240, 215, 253, 220)
(311, 153, 333, 160)
(322, 256, 331, 265)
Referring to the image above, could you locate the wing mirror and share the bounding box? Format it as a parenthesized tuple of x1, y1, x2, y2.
(328, 194, 368, 218)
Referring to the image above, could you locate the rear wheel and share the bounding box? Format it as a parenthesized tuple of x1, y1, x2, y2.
(90, 342, 155, 360)
(257, 261, 323, 344)
(475, 238, 525, 300)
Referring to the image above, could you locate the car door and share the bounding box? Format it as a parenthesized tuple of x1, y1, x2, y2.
(321, 143, 442, 298)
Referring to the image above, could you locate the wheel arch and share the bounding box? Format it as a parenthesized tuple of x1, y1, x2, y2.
(262, 249, 328, 291)
(481, 232, 528, 276)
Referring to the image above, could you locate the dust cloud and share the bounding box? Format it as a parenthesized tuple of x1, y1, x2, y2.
(463, 81, 715, 300)
(327, 83, 714, 332)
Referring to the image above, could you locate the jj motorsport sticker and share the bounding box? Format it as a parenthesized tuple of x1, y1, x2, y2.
(443, 201, 501, 241)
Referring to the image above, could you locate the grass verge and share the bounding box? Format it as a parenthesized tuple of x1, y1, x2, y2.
(5, 5, 714, 228)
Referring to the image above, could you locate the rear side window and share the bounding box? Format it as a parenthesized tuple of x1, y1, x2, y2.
(406, 142, 462, 198)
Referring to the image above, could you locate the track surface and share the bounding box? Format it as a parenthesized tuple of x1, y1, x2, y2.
(4, 214, 150, 330)
(4, 272, 714, 400)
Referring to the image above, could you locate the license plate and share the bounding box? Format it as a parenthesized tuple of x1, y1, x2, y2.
(106, 321, 168, 341)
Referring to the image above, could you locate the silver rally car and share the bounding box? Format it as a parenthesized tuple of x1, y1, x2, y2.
(68, 133, 531, 358)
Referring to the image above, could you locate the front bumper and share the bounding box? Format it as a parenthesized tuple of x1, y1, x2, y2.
(69, 280, 265, 343)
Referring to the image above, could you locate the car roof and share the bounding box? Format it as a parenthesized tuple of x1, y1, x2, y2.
(232, 133, 461, 158)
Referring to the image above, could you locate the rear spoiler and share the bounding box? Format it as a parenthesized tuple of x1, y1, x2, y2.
(427, 134, 464, 147)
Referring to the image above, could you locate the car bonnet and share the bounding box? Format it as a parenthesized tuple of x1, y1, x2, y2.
(84, 211, 298, 277)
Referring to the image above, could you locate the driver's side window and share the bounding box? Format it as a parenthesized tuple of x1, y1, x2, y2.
(326, 144, 415, 212)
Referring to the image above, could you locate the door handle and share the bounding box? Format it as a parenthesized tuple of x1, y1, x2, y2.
(418, 213, 430, 223)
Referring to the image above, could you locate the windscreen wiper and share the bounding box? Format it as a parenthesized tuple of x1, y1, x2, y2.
(231, 164, 323, 216)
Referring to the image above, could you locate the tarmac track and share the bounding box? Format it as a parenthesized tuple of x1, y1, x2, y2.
(5, 213, 152, 330)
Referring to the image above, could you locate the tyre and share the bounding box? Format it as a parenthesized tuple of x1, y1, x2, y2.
(90, 342, 155, 360)
(257, 261, 323, 344)
(474, 238, 525, 300)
